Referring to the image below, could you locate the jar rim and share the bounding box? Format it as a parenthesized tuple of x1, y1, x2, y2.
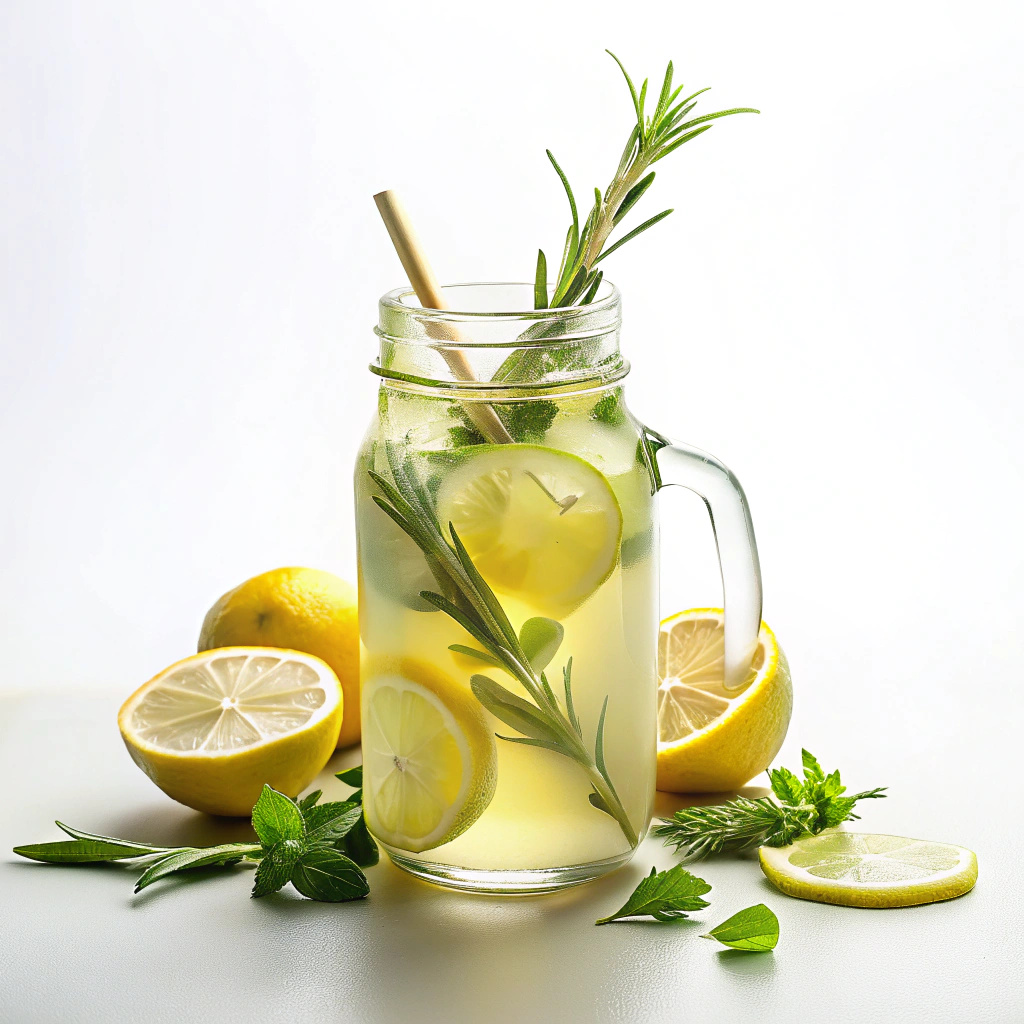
(378, 280, 621, 326)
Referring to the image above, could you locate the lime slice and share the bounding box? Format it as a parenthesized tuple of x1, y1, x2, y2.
(118, 648, 343, 816)
(362, 659, 497, 853)
(759, 831, 978, 908)
(434, 445, 622, 616)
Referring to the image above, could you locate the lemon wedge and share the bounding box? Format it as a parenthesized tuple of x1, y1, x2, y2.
(118, 647, 343, 816)
(657, 608, 792, 793)
(759, 831, 978, 908)
(362, 659, 497, 853)
(434, 444, 622, 617)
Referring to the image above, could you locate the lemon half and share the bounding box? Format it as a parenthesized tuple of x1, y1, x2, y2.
(198, 567, 359, 748)
(657, 608, 792, 793)
(362, 659, 497, 854)
(434, 445, 622, 617)
(759, 831, 978, 908)
(119, 647, 343, 816)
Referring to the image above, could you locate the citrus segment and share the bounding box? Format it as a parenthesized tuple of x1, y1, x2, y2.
(362, 659, 497, 853)
(656, 609, 792, 793)
(759, 832, 978, 907)
(434, 445, 622, 617)
(118, 648, 343, 816)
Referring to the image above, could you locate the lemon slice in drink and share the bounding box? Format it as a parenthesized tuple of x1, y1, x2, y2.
(118, 648, 343, 816)
(656, 609, 792, 793)
(759, 832, 978, 908)
(434, 444, 622, 617)
(362, 659, 497, 853)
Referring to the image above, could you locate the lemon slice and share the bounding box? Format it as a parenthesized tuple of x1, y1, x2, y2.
(118, 647, 343, 816)
(434, 444, 622, 617)
(362, 659, 497, 854)
(759, 831, 978, 908)
(656, 609, 792, 793)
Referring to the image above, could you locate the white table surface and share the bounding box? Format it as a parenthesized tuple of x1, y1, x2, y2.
(1, 691, 1019, 1024)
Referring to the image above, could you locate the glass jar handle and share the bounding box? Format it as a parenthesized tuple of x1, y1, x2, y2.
(645, 429, 763, 691)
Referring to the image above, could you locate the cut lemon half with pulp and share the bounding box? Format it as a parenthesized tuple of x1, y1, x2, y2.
(759, 832, 978, 908)
(362, 659, 497, 853)
(434, 444, 622, 617)
(118, 647, 343, 816)
(657, 609, 792, 793)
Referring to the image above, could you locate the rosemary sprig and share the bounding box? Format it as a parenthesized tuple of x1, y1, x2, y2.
(536, 51, 759, 308)
(368, 452, 638, 846)
(653, 750, 887, 859)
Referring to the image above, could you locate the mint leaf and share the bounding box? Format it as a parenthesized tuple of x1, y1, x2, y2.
(252, 785, 305, 848)
(251, 840, 303, 898)
(591, 393, 624, 425)
(304, 802, 363, 844)
(296, 790, 322, 813)
(335, 766, 363, 789)
(337, 819, 380, 868)
(595, 864, 711, 924)
(768, 767, 803, 804)
(134, 844, 250, 893)
(702, 904, 779, 951)
(13, 840, 159, 863)
(801, 749, 825, 785)
(518, 617, 564, 672)
(290, 847, 369, 902)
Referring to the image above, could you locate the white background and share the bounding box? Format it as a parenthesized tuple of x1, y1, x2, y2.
(2, 2, 1022, 762)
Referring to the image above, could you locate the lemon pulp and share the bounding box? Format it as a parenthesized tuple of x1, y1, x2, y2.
(434, 445, 622, 618)
(119, 647, 343, 816)
(362, 660, 497, 853)
(656, 609, 792, 793)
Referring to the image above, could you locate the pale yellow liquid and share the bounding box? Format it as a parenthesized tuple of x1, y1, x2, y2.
(355, 389, 658, 871)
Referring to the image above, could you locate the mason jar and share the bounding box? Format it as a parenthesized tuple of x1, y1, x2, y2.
(355, 282, 761, 893)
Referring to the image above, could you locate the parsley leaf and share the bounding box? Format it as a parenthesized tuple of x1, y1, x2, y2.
(595, 864, 711, 924)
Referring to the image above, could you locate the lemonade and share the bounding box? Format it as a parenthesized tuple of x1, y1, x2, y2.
(355, 383, 658, 888)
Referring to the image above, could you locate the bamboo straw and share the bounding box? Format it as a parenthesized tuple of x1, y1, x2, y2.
(373, 190, 514, 445)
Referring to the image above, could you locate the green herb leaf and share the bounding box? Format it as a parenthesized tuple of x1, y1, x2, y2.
(702, 904, 779, 951)
(448, 644, 504, 667)
(304, 802, 363, 844)
(251, 840, 303, 898)
(252, 785, 306, 848)
(13, 840, 159, 864)
(296, 790, 323, 813)
(336, 819, 380, 868)
(134, 844, 253, 893)
(595, 864, 711, 924)
(518, 617, 564, 672)
(534, 249, 548, 310)
(590, 393, 624, 425)
(290, 847, 369, 902)
(470, 674, 563, 744)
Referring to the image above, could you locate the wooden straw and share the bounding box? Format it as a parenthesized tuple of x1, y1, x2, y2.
(373, 190, 514, 445)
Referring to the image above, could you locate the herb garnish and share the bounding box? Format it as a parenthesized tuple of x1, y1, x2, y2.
(654, 750, 887, 859)
(13, 768, 376, 902)
(368, 451, 637, 845)
(535, 52, 758, 309)
(595, 863, 711, 924)
(701, 904, 779, 951)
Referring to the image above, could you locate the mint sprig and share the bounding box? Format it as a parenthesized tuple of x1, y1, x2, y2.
(653, 750, 887, 859)
(12, 769, 376, 902)
(595, 864, 711, 924)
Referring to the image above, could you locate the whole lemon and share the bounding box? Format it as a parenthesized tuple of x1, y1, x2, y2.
(198, 567, 360, 748)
